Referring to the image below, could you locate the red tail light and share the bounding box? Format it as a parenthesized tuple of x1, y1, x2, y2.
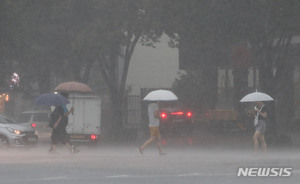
(160, 112, 167, 119)
(31, 123, 37, 128)
(90, 134, 97, 140)
(162, 139, 167, 145)
(171, 112, 184, 115)
(186, 112, 192, 117)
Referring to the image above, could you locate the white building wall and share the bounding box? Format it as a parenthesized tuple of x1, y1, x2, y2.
(217, 67, 259, 89)
(127, 35, 179, 95)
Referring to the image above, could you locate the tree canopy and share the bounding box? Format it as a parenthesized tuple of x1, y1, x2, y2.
(0, 0, 299, 139)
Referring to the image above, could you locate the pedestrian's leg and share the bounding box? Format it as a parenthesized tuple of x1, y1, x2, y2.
(157, 135, 166, 155)
(258, 134, 267, 153)
(253, 132, 260, 154)
(65, 142, 79, 154)
(49, 130, 58, 153)
(49, 144, 57, 154)
(140, 136, 156, 153)
(66, 142, 72, 152)
(49, 144, 53, 152)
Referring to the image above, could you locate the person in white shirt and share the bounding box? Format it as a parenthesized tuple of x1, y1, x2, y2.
(138, 102, 166, 155)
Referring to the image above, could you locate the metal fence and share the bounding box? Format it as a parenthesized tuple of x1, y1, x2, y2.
(123, 95, 141, 128)
(123, 88, 172, 129)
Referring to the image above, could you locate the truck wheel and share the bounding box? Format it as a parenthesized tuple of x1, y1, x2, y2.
(0, 136, 9, 149)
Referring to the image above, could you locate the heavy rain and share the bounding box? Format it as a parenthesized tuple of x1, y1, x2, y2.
(0, 0, 300, 184)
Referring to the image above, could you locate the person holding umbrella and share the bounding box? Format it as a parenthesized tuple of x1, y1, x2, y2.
(137, 89, 178, 155)
(241, 90, 273, 154)
(247, 101, 268, 154)
(48, 92, 79, 154)
(34, 92, 79, 154)
(138, 101, 166, 155)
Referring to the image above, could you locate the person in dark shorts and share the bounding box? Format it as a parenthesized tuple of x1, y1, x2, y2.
(248, 101, 267, 154)
(49, 103, 79, 154)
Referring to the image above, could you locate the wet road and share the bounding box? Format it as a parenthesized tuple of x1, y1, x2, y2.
(1, 143, 300, 184)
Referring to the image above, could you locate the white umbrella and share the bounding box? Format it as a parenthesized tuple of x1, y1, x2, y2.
(240, 91, 274, 102)
(143, 89, 178, 101)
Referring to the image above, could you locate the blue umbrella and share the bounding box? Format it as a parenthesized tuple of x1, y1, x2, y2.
(34, 93, 69, 106)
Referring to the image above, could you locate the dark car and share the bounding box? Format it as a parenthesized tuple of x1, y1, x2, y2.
(158, 102, 193, 142)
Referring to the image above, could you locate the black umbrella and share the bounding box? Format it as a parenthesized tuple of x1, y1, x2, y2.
(34, 93, 69, 106)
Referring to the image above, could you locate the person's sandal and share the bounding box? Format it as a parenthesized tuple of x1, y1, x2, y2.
(137, 147, 143, 155)
(159, 152, 167, 156)
(70, 145, 80, 154)
(48, 149, 59, 154)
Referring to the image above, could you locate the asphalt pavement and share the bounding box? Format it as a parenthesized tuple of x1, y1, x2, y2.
(1, 139, 300, 184)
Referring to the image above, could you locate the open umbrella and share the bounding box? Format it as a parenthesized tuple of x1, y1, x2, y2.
(143, 89, 178, 101)
(54, 81, 93, 93)
(240, 91, 274, 102)
(35, 93, 70, 106)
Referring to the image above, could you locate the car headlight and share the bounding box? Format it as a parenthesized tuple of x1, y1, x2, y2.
(5, 127, 23, 135)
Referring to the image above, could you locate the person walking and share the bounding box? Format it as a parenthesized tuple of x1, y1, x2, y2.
(248, 101, 268, 154)
(138, 102, 166, 155)
(48, 93, 79, 154)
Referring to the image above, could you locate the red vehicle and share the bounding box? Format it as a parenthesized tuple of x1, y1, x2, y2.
(159, 102, 193, 140)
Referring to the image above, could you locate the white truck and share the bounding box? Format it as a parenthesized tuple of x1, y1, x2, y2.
(66, 93, 101, 143)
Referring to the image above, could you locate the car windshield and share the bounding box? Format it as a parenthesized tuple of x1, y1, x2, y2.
(160, 101, 178, 108)
(32, 113, 49, 122)
(17, 113, 49, 123)
(0, 114, 17, 124)
(17, 114, 32, 123)
(160, 101, 187, 111)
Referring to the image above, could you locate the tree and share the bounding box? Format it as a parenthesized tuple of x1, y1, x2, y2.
(3, 0, 299, 141)
(0, 0, 164, 139)
(161, 0, 243, 111)
(1, 0, 71, 94)
(172, 70, 207, 113)
(236, 0, 300, 138)
(64, 0, 164, 139)
(0, 0, 20, 91)
(164, 0, 300, 141)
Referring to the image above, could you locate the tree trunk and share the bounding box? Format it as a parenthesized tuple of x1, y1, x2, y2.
(82, 59, 94, 84)
(202, 64, 218, 109)
(275, 63, 294, 135)
(109, 87, 125, 140)
(37, 67, 51, 94)
(232, 68, 249, 112)
(255, 35, 294, 145)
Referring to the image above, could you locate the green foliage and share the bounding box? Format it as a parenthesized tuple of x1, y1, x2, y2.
(172, 70, 209, 112)
(1, 0, 300, 138)
(0, 0, 165, 90)
(168, 0, 300, 136)
(0, 1, 167, 139)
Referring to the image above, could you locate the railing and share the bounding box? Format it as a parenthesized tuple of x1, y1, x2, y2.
(123, 95, 141, 128)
